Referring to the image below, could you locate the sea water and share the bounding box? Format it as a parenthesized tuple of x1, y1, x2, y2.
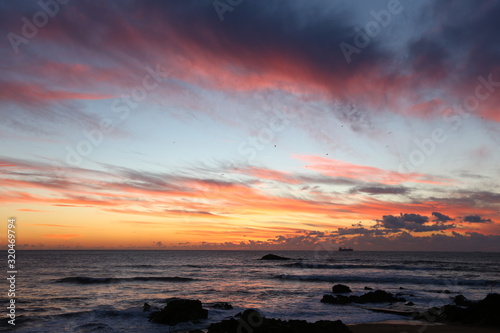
(1, 250, 499, 332)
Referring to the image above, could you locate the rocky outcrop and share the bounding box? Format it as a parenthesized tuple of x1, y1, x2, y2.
(208, 309, 351, 333)
(149, 299, 208, 325)
(415, 293, 500, 327)
(321, 289, 405, 305)
(453, 294, 473, 307)
(260, 254, 290, 260)
(332, 284, 352, 293)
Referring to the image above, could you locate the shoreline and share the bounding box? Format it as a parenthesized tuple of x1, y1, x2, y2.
(348, 320, 499, 333)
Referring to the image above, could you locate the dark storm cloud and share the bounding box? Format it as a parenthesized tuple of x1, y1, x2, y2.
(207, 230, 500, 251)
(464, 191, 500, 205)
(343, 231, 500, 252)
(8, 0, 499, 83)
(401, 213, 429, 224)
(337, 227, 388, 236)
(408, 38, 450, 81)
(1, 0, 389, 94)
(378, 214, 405, 229)
(376, 213, 453, 232)
(350, 185, 409, 195)
(432, 211, 453, 222)
(0, 2, 45, 31)
(427, 190, 500, 210)
(418, 1, 500, 81)
(297, 175, 360, 186)
(147, 0, 383, 72)
(463, 215, 493, 223)
(333, 211, 459, 237)
(3, 0, 500, 128)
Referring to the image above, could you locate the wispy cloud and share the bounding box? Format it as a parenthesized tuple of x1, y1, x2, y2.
(294, 155, 454, 185)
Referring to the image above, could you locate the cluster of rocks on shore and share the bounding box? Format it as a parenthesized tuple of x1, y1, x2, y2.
(321, 284, 406, 305)
(321, 283, 500, 327)
(415, 293, 500, 327)
(145, 254, 500, 330)
(148, 301, 351, 333)
(208, 309, 351, 333)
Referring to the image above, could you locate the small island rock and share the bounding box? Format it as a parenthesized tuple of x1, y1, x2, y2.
(332, 284, 352, 293)
(260, 254, 290, 260)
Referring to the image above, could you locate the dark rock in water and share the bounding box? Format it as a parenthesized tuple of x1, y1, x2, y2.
(208, 309, 351, 333)
(322, 295, 342, 304)
(364, 286, 373, 290)
(332, 284, 352, 293)
(149, 299, 208, 325)
(321, 294, 351, 305)
(399, 287, 405, 290)
(358, 290, 406, 303)
(260, 254, 290, 260)
(321, 295, 336, 304)
(321, 290, 405, 305)
(416, 293, 500, 327)
(405, 301, 414, 306)
(212, 302, 233, 310)
(442, 289, 451, 294)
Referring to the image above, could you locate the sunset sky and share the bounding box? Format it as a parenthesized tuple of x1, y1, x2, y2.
(1, 0, 499, 251)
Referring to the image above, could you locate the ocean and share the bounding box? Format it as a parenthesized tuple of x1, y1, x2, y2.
(2, 250, 499, 332)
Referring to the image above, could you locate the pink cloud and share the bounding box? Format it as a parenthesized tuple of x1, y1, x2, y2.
(294, 154, 454, 185)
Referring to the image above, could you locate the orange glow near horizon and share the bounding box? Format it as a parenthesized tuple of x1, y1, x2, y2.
(1, 157, 498, 250)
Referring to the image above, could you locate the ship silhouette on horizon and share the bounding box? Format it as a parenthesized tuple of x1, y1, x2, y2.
(338, 246, 353, 251)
